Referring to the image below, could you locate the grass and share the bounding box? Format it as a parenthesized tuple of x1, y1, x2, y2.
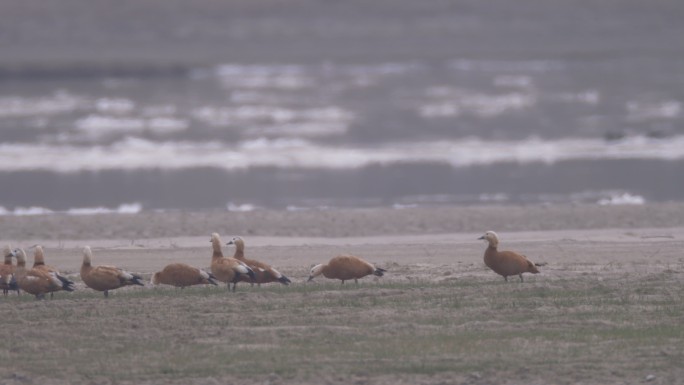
(1, 270, 684, 384)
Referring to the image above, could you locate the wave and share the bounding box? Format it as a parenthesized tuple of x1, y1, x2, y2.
(0, 203, 142, 216)
(2, 135, 684, 172)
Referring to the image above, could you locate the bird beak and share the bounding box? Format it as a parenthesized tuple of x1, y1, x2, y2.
(477, 235, 485, 240)
(226, 241, 234, 245)
(307, 276, 314, 282)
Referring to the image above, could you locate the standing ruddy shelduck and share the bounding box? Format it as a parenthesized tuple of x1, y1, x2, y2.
(1, 245, 19, 295)
(11, 248, 75, 299)
(152, 263, 218, 288)
(308, 255, 386, 284)
(226, 236, 291, 287)
(80, 246, 144, 297)
(478, 231, 540, 282)
(32, 245, 70, 298)
(210, 233, 255, 291)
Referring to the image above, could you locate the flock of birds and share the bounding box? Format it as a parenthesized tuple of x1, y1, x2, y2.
(0, 231, 541, 299)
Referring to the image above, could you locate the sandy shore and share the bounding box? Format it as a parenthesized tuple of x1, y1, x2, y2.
(1, 203, 682, 278)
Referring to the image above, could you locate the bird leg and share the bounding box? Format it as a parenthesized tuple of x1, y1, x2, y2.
(104, 290, 109, 298)
(519, 274, 524, 282)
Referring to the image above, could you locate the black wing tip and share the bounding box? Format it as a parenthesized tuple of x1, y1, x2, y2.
(278, 276, 291, 285)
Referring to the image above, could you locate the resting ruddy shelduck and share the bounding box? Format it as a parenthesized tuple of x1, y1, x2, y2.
(210, 233, 255, 291)
(11, 248, 75, 299)
(152, 263, 218, 288)
(226, 236, 291, 287)
(80, 246, 145, 297)
(1, 245, 19, 296)
(308, 255, 386, 284)
(478, 231, 540, 282)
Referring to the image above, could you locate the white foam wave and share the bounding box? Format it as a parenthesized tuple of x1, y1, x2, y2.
(226, 202, 259, 212)
(0, 206, 55, 216)
(95, 98, 135, 114)
(67, 203, 143, 215)
(192, 106, 353, 128)
(420, 88, 536, 118)
(2, 135, 684, 172)
(0, 91, 86, 117)
(597, 193, 645, 206)
(75, 115, 188, 137)
(626, 100, 681, 122)
(448, 59, 564, 72)
(0, 203, 142, 216)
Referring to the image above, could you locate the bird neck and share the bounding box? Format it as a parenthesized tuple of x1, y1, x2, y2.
(233, 244, 245, 259)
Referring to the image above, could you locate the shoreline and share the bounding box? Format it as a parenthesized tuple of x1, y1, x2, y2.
(1, 202, 683, 242)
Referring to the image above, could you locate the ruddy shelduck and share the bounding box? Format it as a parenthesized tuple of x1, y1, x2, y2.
(80, 246, 144, 297)
(32, 245, 69, 298)
(1, 245, 19, 296)
(11, 248, 75, 299)
(226, 236, 291, 287)
(478, 231, 540, 282)
(308, 255, 386, 284)
(152, 263, 218, 288)
(210, 233, 255, 291)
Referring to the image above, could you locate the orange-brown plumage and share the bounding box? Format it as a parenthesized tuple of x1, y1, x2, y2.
(152, 263, 218, 287)
(1, 245, 17, 295)
(80, 246, 144, 297)
(12, 248, 74, 299)
(308, 255, 386, 284)
(227, 236, 291, 286)
(210, 233, 255, 291)
(478, 231, 540, 282)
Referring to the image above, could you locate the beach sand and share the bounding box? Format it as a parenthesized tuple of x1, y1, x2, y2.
(1, 204, 683, 384)
(1, 203, 683, 274)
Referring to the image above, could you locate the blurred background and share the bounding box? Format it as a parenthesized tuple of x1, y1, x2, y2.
(1, 0, 683, 214)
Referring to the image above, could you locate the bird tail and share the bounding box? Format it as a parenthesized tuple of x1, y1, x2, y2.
(373, 267, 387, 277)
(207, 272, 219, 286)
(130, 274, 145, 286)
(56, 274, 75, 292)
(236, 263, 256, 281)
(277, 275, 291, 285)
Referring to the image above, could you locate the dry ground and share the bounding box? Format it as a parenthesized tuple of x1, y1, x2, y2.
(1, 205, 684, 384)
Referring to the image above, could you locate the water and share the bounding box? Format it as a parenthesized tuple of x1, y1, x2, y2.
(1, 0, 683, 213)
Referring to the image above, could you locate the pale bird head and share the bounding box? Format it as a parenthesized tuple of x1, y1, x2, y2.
(151, 272, 160, 285)
(34, 245, 45, 263)
(210, 233, 223, 250)
(226, 236, 244, 247)
(308, 264, 324, 282)
(12, 248, 26, 264)
(82, 246, 93, 264)
(478, 231, 500, 246)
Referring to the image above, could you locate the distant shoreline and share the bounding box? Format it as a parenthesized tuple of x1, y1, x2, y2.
(1, 202, 683, 242)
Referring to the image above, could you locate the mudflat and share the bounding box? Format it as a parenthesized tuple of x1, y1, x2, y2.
(1, 204, 683, 384)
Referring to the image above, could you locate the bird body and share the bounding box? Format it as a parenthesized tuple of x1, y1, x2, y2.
(227, 236, 291, 286)
(30, 246, 74, 298)
(308, 255, 386, 284)
(80, 246, 144, 297)
(210, 233, 255, 291)
(12, 248, 74, 299)
(1, 245, 18, 295)
(478, 231, 540, 282)
(152, 263, 218, 287)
